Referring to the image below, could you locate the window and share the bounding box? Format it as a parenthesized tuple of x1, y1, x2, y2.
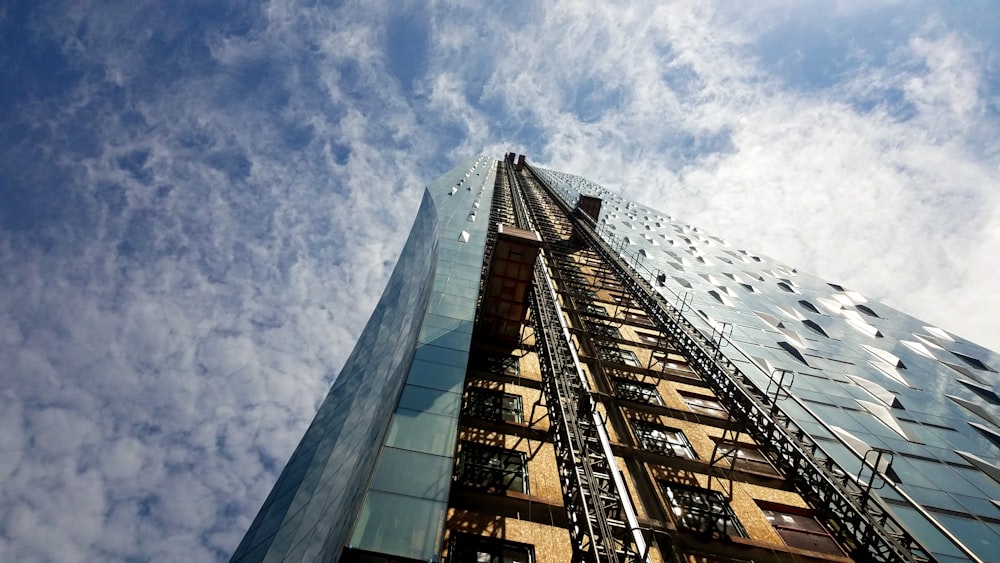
(476, 354, 519, 377)
(579, 302, 607, 317)
(653, 351, 687, 364)
(613, 378, 663, 405)
(573, 287, 599, 299)
(632, 420, 697, 459)
(760, 504, 843, 555)
(855, 304, 879, 318)
(612, 294, 635, 307)
(636, 331, 663, 345)
(603, 281, 625, 293)
(957, 378, 1000, 404)
(598, 346, 641, 367)
(456, 442, 528, 494)
(626, 311, 653, 326)
(562, 277, 590, 294)
(449, 533, 534, 563)
(798, 300, 820, 314)
(679, 391, 728, 419)
(463, 388, 524, 423)
(950, 350, 994, 372)
(713, 440, 778, 476)
(660, 482, 746, 537)
(586, 320, 621, 339)
(653, 352, 690, 374)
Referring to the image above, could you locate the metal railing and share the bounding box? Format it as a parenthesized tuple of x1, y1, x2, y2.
(524, 162, 934, 563)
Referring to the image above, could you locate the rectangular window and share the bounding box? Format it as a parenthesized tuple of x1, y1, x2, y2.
(658, 359, 696, 378)
(626, 311, 653, 326)
(636, 331, 664, 345)
(613, 378, 663, 405)
(598, 346, 641, 367)
(612, 295, 635, 308)
(632, 419, 697, 459)
(760, 504, 844, 555)
(456, 442, 528, 494)
(713, 440, 778, 476)
(585, 320, 621, 339)
(653, 351, 687, 366)
(660, 482, 747, 538)
(475, 354, 520, 377)
(463, 387, 524, 424)
(562, 282, 595, 298)
(603, 281, 625, 293)
(679, 391, 728, 419)
(449, 532, 534, 563)
(579, 302, 607, 317)
(563, 279, 590, 294)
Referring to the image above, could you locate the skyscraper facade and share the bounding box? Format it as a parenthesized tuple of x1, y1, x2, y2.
(231, 155, 1000, 563)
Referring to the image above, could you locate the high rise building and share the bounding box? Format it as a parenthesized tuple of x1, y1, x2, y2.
(230, 155, 1000, 563)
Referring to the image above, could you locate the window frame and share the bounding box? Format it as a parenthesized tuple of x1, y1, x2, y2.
(613, 378, 663, 405)
(448, 532, 535, 563)
(579, 302, 608, 317)
(758, 502, 844, 556)
(659, 481, 747, 538)
(585, 319, 621, 339)
(566, 285, 599, 299)
(598, 345, 641, 367)
(653, 350, 688, 368)
(611, 294, 636, 308)
(711, 438, 779, 476)
(463, 387, 524, 424)
(636, 331, 664, 345)
(476, 354, 520, 377)
(631, 419, 697, 459)
(561, 270, 588, 286)
(626, 311, 654, 326)
(679, 390, 729, 419)
(455, 441, 529, 494)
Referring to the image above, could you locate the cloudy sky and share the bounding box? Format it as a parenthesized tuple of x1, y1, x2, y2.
(1, 0, 998, 561)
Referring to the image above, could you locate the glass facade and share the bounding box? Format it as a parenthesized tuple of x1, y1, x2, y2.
(231, 156, 495, 563)
(536, 165, 1000, 562)
(234, 156, 1000, 562)
(347, 155, 496, 560)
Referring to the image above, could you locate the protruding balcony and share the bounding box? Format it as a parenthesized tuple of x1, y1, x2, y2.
(477, 224, 541, 344)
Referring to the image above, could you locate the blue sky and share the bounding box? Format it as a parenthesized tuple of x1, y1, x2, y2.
(1, 0, 998, 560)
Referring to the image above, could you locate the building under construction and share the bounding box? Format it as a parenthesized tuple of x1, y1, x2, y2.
(230, 155, 1000, 563)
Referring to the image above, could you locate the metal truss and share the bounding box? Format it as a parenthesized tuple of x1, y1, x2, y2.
(523, 163, 934, 563)
(500, 162, 650, 562)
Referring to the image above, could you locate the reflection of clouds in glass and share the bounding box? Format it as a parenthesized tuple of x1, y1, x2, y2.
(0, 0, 998, 561)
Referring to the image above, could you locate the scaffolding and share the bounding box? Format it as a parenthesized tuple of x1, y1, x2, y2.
(522, 162, 934, 563)
(502, 161, 651, 562)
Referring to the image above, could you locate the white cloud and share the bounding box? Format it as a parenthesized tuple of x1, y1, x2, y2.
(906, 32, 982, 121)
(433, 1, 1000, 351)
(1, 1, 998, 562)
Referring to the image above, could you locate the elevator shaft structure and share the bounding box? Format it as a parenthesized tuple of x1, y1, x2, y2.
(522, 162, 933, 563)
(501, 159, 651, 562)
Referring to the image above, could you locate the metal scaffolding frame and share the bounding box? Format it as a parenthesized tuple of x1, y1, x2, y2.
(499, 161, 651, 562)
(523, 162, 934, 563)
